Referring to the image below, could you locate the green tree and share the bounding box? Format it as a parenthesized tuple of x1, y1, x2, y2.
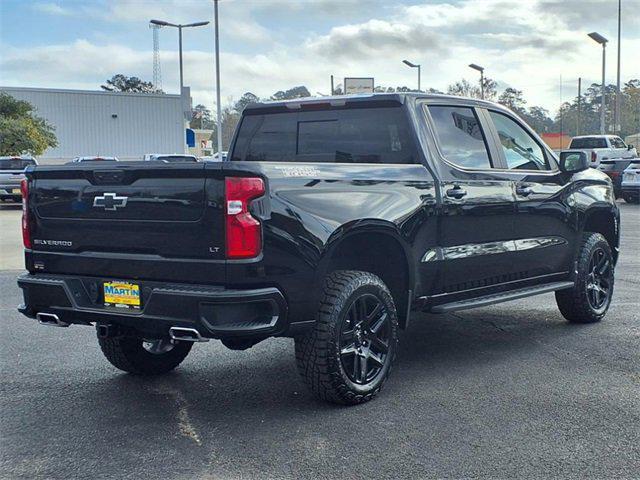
(524, 106, 554, 134)
(234, 92, 260, 112)
(210, 106, 241, 151)
(190, 104, 214, 129)
(498, 87, 527, 116)
(270, 86, 310, 101)
(620, 79, 640, 138)
(0, 92, 58, 156)
(447, 77, 497, 100)
(101, 74, 157, 93)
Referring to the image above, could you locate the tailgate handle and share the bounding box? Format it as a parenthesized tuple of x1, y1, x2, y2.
(93, 170, 125, 184)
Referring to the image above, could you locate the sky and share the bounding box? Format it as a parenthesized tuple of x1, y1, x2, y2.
(1, 0, 639, 116)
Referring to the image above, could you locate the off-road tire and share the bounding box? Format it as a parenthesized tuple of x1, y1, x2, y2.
(98, 333, 193, 375)
(556, 232, 614, 324)
(295, 270, 399, 405)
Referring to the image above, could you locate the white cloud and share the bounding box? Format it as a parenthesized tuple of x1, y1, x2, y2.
(32, 2, 73, 16)
(4, 0, 640, 115)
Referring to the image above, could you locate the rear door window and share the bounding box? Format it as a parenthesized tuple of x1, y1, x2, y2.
(427, 105, 492, 169)
(232, 106, 418, 164)
(610, 137, 626, 149)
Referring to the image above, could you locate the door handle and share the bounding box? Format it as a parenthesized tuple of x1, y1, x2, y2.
(446, 185, 467, 199)
(516, 184, 534, 197)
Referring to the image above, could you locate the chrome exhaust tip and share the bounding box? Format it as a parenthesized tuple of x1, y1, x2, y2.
(36, 312, 69, 327)
(169, 326, 209, 343)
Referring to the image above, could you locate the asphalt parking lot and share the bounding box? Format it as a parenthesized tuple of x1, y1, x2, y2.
(0, 202, 638, 480)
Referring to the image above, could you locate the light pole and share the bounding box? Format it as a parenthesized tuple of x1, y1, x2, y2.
(402, 60, 421, 92)
(468, 63, 485, 99)
(213, 0, 222, 157)
(588, 32, 608, 134)
(149, 19, 210, 95)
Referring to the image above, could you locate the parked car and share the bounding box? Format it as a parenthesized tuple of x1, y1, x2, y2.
(17, 94, 619, 405)
(621, 158, 640, 204)
(143, 154, 199, 163)
(566, 135, 637, 167)
(71, 156, 119, 163)
(202, 152, 228, 162)
(0, 156, 37, 202)
(597, 158, 634, 198)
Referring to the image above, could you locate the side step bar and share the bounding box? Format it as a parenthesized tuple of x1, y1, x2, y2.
(429, 281, 574, 314)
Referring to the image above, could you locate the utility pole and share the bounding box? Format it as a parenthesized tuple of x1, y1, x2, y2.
(331, 75, 334, 96)
(615, 0, 622, 134)
(214, 0, 222, 156)
(577, 77, 582, 136)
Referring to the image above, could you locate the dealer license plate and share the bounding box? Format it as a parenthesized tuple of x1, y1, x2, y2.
(104, 281, 141, 309)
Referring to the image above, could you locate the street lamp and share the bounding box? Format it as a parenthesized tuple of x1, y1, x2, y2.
(588, 31, 608, 134)
(149, 19, 210, 95)
(468, 63, 485, 99)
(402, 60, 421, 92)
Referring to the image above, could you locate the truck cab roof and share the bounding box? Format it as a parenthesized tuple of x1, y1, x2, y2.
(243, 92, 504, 113)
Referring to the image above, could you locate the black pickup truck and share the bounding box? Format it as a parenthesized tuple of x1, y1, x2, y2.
(17, 94, 619, 405)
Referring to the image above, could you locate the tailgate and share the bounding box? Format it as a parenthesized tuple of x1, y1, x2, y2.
(27, 162, 227, 283)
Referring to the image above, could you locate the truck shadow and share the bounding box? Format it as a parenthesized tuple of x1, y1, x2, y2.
(84, 307, 587, 417)
(3, 306, 607, 479)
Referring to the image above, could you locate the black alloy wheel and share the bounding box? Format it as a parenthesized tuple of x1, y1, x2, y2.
(585, 247, 613, 313)
(339, 293, 391, 385)
(556, 232, 615, 323)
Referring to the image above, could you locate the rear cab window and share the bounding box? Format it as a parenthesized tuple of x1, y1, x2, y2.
(0, 158, 36, 170)
(154, 156, 198, 163)
(231, 105, 419, 164)
(569, 137, 608, 149)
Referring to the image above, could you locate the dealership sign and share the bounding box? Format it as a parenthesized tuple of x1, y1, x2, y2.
(344, 77, 374, 94)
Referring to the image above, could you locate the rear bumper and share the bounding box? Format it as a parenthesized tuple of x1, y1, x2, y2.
(17, 273, 288, 339)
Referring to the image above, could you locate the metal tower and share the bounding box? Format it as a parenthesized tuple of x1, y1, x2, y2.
(149, 23, 163, 92)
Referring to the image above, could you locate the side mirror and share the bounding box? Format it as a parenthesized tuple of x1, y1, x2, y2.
(559, 151, 589, 173)
(628, 144, 635, 150)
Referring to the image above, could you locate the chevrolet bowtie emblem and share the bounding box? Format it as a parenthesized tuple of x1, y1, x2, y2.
(93, 193, 128, 211)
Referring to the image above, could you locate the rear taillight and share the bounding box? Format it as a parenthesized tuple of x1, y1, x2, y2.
(20, 178, 31, 249)
(225, 177, 265, 259)
(591, 151, 597, 163)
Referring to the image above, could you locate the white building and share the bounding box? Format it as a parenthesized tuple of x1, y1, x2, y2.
(1, 86, 189, 164)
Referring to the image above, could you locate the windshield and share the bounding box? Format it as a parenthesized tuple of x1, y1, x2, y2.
(0, 158, 36, 170)
(569, 137, 607, 149)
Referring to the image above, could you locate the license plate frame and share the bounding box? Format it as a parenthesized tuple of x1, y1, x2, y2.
(103, 281, 141, 310)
